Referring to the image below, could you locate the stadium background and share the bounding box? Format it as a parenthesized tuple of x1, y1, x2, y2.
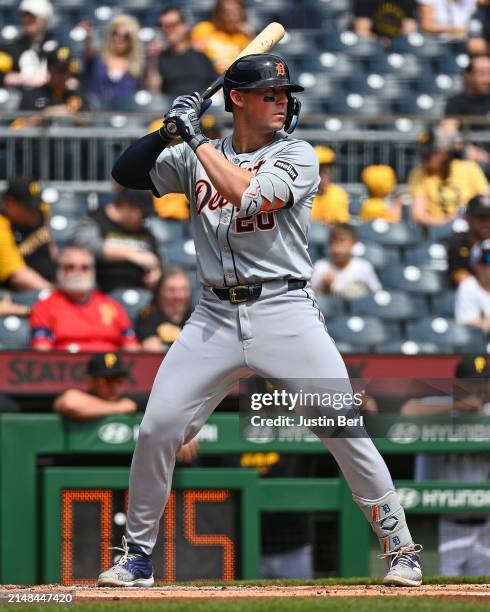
(0, 0, 489, 587)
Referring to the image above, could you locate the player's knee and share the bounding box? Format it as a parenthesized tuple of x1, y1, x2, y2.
(138, 412, 188, 444)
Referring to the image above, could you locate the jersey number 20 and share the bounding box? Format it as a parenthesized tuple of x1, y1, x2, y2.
(236, 212, 276, 233)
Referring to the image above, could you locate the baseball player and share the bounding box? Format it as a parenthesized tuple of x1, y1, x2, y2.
(97, 54, 422, 587)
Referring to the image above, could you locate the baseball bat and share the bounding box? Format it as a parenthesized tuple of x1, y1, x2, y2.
(200, 22, 286, 101)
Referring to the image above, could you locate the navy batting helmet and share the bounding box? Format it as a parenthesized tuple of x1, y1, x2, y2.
(223, 54, 303, 132)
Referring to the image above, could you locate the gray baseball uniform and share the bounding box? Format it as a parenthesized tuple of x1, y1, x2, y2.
(126, 132, 414, 558)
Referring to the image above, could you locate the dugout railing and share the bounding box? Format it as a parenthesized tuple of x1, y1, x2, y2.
(1, 412, 489, 584)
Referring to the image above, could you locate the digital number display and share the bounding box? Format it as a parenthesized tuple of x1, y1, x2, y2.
(60, 489, 238, 585)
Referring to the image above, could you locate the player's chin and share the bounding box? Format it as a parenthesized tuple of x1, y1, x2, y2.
(269, 117, 286, 130)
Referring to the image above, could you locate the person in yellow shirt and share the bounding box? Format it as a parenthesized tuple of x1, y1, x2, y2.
(360, 165, 402, 222)
(191, 0, 252, 73)
(311, 146, 350, 225)
(409, 127, 489, 227)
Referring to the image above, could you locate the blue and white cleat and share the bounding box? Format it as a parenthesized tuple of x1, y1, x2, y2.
(381, 543, 423, 587)
(97, 536, 154, 587)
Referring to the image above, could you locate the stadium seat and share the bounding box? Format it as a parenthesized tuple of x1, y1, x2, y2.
(49, 214, 80, 246)
(428, 219, 468, 241)
(327, 94, 390, 116)
(406, 317, 487, 352)
(351, 241, 400, 270)
(163, 241, 197, 269)
(389, 34, 444, 58)
(0, 88, 20, 110)
(9, 290, 49, 307)
(351, 290, 427, 321)
(333, 340, 371, 354)
(381, 265, 444, 295)
(109, 288, 152, 321)
(404, 243, 448, 271)
(356, 221, 422, 247)
(308, 223, 330, 248)
(0, 316, 29, 349)
(317, 52, 361, 78)
(374, 340, 453, 354)
(315, 295, 345, 320)
(327, 315, 395, 347)
(430, 291, 456, 317)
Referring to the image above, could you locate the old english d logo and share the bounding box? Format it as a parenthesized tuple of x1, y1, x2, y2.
(275, 62, 286, 77)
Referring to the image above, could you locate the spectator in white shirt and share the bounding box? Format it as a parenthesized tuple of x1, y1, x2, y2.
(311, 224, 382, 299)
(455, 238, 490, 333)
(417, 0, 477, 40)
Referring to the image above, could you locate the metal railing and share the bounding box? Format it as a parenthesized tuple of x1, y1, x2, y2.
(1, 113, 489, 187)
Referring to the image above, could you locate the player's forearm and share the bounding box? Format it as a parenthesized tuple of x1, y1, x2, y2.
(400, 400, 454, 416)
(195, 143, 252, 207)
(55, 390, 136, 420)
(112, 131, 170, 192)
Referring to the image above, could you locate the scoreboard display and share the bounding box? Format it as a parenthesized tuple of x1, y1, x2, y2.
(61, 489, 238, 585)
(42, 468, 259, 585)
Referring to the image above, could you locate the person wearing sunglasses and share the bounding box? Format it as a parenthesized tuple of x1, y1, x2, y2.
(79, 13, 143, 108)
(30, 245, 139, 351)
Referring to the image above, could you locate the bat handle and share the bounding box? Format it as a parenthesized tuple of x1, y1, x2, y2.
(201, 75, 224, 101)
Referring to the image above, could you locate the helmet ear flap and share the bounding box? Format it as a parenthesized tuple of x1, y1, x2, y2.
(284, 97, 300, 134)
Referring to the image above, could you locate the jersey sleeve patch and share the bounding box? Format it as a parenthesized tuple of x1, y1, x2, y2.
(273, 160, 298, 182)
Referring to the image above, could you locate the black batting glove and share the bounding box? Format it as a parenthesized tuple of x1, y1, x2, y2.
(175, 109, 209, 153)
(160, 93, 212, 143)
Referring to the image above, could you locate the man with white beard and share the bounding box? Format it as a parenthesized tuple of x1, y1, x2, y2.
(30, 245, 139, 352)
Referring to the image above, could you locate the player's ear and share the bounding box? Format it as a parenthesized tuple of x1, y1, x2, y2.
(229, 89, 244, 108)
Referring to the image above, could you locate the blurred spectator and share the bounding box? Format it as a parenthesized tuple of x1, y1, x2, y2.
(54, 352, 138, 420)
(352, 0, 418, 38)
(0, 181, 53, 292)
(16, 46, 87, 126)
(443, 54, 490, 170)
(0, 0, 55, 89)
(455, 238, 490, 332)
(71, 189, 161, 292)
(409, 127, 489, 226)
(135, 266, 192, 352)
(401, 355, 490, 576)
(311, 224, 382, 299)
(1, 178, 56, 284)
(360, 165, 403, 222)
(468, 1, 490, 53)
(311, 147, 349, 225)
(146, 7, 217, 96)
(30, 245, 139, 351)
(80, 14, 143, 108)
(191, 0, 252, 73)
(448, 193, 490, 285)
(417, 0, 477, 40)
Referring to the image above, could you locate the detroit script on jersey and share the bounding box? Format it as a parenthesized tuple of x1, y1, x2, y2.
(150, 133, 320, 287)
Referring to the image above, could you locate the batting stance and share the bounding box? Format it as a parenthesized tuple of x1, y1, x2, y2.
(98, 54, 422, 587)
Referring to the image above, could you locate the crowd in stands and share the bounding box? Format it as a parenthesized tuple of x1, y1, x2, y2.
(0, 0, 489, 355)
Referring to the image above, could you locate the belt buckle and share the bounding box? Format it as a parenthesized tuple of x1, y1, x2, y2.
(229, 285, 249, 304)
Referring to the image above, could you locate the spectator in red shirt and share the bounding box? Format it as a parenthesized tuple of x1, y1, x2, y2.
(30, 245, 139, 352)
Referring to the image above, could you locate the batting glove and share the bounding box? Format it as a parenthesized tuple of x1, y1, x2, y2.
(175, 109, 209, 153)
(160, 93, 212, 142)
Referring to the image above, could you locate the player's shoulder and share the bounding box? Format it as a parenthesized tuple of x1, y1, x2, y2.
(273, 135, 318, 164)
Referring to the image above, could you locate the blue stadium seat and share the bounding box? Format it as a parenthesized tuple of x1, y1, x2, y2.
(351, 290, 427, 321)
(0, 88, 20, 110)
(49, 214, 80, 246)
(107, 91, 170, 113)
(404, 243, 448, 271)
(394, 93, 446, 117)
(334, 341, 371, 354)
(308, 223, 330, 248)
(428, 219, 468, 242)
(163, 241, 197, 269)
(316, 52, 362, 78)
(406, 318, 487, 352)
(9, 290, 47, 307)
(43, 188, 89, 215)
(430, 291, 456, 317)
(356, 221, 422, 247)
(327, 315, 396, 347)
(0, 316, 29, 349)
(327, 94, 390, 116)
(380, 265, 445, 295)
(109, 288, 152, 321)
(315, 295, 345, 320)
(351, 241, 400, 270)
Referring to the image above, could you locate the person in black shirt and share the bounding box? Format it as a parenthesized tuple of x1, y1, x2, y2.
(448, 194, 490, 285)
(145, 7, 217, 96)
(72, 188, 162, 293)
(1, 177, 56, 284)
(18, 46, 86, 124)
(352, 0, 417, 38)
(0, 0, 57, 89)
(135, 266, 192, 351)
